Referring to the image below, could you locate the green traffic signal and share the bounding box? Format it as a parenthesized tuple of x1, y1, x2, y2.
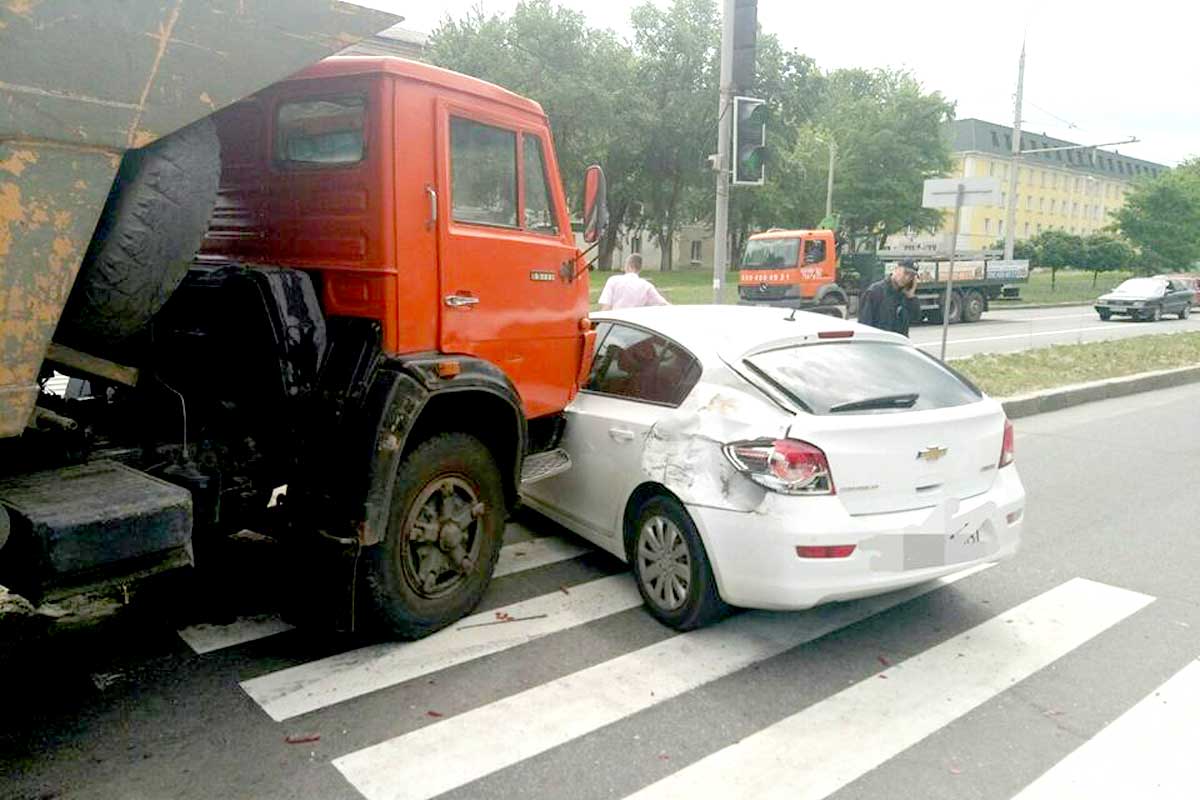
(733, 96, 767, 185)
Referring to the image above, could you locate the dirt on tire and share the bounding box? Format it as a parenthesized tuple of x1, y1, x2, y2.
(57, 117, 221, 349)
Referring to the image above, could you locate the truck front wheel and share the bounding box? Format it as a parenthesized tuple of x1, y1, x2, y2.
(364, 433, 505, 639)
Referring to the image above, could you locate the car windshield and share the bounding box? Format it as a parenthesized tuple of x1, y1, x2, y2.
(1114, 278, 1166, 295)
(743, 341, 981, 415)
(740, 238, 800, 270)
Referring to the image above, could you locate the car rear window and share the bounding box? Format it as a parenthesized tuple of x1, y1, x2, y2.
(743, 342, 982, 415)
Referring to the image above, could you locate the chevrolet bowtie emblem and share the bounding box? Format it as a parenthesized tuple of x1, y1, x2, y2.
(917, 446, 948, 462)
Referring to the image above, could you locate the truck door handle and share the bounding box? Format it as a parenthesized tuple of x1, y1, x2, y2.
(608, 428, 635, 442)
(425, 185, 438, 231)
(444, 294, 480, 308)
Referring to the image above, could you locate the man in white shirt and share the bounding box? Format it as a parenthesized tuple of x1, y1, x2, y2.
(597, 254, 670, 310)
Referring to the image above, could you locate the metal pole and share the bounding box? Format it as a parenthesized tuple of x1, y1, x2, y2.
(712, 0, 735, 304)
(1003, 41, 1025, 262)
(941, 183, 964, 361)
(825, 139, 836, 220)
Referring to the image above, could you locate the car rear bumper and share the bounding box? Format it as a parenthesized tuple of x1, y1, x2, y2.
(688, 466, 1025, 611)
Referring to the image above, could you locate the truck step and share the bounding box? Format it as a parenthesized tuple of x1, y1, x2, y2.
(520, 449, 572, 485)
(0, 461, 192, 592)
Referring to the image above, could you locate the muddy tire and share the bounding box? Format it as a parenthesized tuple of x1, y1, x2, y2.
(364, 433, 506, 640)
(961, 290, 985, 323)
(57, 117, 220, 349)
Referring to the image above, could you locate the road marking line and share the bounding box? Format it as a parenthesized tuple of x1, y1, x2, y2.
(240, 573, 642, 721)
(917, 324, 1130, 348)
(178, 535, 592, 655)
(623, 577, 1154, 800)
(1011, 657, 1200, 799)
(177, 615, 296, 655)
(493, 535, 592, 577)
(332, 564, 995, 800)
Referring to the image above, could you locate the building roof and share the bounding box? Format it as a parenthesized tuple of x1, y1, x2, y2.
(948, 118, 1168, 180)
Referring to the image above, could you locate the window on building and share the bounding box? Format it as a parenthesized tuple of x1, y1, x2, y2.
(984, 218, 992, 234)
(991, 131, 1000, 147)
(1026, 195, 1032, 210)
(1056, 150, 1063, 161)
(1024, 222, 1029, 236)
(1039, 197, 1045, 211)
(1050, 199, 1056, 213)
(1073, 202, 1079, 217)
(998, 219, 1005, 235)
(1005, 133, 1012, 149)
(689, 240, 702, 264)
(450, 116, 517, 227)
(988, 161, 995, 177)
(1075, 178, 1082, 192)
(1001, 192, 1007, 207)
(1041, 171, 1047, 187)
(631, 236, 642, 254)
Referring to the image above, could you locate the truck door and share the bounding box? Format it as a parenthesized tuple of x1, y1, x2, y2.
(435, 103, 582, 419)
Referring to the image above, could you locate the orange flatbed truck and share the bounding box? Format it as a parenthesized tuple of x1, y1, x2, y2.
(737, 229, 1028, 323)
(0, 3, 603, 639)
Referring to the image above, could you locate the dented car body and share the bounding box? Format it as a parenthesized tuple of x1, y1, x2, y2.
(522, 306, 1024, 626)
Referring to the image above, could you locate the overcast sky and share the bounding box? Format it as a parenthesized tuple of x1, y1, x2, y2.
(353, 1, 1196, 166)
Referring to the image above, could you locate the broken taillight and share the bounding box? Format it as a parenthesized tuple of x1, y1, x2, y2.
(723, 439, 835, 495)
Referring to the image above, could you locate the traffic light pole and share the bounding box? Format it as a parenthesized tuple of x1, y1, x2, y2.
(712, 0, 735, 305)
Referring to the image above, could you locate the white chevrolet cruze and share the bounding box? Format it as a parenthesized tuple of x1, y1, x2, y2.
(521, 305, 1024, 631)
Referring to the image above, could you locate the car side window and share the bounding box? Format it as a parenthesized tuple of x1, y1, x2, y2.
(450, 116, 517, 227)
(803, 239, 826, 265)
(276, 95, 365, 165)
(584, 323, 701, 406)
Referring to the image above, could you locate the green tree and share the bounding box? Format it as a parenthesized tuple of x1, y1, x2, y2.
(1113, 159, 1200, 274)
(1031, 229, 1084, 290)
(1081, 233, 1134, 286)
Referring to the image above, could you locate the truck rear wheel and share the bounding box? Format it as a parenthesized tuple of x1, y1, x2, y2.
(57, 118, 221, 349)
(961, 290, 985, 323)
(364, 433, 505, 639)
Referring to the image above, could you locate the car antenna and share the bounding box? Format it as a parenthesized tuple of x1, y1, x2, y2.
(785, 308, 798, 321)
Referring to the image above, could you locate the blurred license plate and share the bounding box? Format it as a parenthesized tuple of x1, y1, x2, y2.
(902, 525, 990, 570)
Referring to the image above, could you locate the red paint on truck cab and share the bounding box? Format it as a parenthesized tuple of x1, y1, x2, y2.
(201, 57, 590, 419)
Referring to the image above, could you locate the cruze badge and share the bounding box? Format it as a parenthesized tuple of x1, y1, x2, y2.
(917, 446, 948, 463)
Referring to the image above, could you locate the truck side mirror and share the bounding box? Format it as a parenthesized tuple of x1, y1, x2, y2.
(582, 165, 608, 244)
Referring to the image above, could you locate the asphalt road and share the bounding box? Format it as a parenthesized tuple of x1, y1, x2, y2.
(4, 385, 1200, 800)
(909, 302, 1200, 359)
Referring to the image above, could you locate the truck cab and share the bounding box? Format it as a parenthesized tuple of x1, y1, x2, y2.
(0, 52, 602, 640)
(737, 229, 846, 312)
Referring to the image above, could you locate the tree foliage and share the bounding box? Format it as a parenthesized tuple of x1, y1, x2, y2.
(429, 0, 957, 269)
(1113, 158, 1200, 274)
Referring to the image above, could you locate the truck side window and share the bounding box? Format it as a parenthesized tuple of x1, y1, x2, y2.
(803, 239, 827, 265)
(523, 134, 559, 234)
(451, 117, 517, 228)
(276, 96, 365, 165)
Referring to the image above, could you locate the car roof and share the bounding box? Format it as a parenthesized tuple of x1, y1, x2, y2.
(591, 305, 906, 364)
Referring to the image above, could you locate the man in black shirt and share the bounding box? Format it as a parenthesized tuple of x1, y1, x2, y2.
(858, 259, 922, 336)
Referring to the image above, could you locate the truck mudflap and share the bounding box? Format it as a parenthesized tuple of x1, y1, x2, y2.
(0, 0, 397, 439)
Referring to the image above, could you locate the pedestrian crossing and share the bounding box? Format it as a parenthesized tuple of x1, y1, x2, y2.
(181, 522, 1193, 800)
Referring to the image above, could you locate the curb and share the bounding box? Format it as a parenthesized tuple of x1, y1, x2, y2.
(1000, 364, 1200, 419)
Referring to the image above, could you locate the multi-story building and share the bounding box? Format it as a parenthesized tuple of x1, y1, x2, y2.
(886, 118, 1169, 255)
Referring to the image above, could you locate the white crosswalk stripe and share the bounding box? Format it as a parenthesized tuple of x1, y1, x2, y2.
(1011, 657, 1200, 800)
(622, 577, 1154, 800)
(332, 563, 995, 800)
(177, 533, 595, 655)
(242, 572, 642, 721)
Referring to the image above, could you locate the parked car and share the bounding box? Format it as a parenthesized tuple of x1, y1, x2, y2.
(1096, 277, 1193, 321)
(1161, 274, 1200, 307)
(521, 306, 1025, 630)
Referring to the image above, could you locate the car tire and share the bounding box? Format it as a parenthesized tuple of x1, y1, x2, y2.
(1180, 305, 1190, 320)
(961, 290, 985, 323)
(1150, 306, 1162, 322)
(1098, 310, 1112, 321)
(630, 495, 729, 631)
(364, 433, 505, 640)
(56, 118, 221, 350)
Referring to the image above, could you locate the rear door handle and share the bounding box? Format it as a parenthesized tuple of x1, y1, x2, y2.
(444, 294, 480, 308)
(609, 428, 636, 442)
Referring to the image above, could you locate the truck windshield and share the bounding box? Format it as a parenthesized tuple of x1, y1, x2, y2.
(743, 342, 981, 415)
(740, 238, 800, 270)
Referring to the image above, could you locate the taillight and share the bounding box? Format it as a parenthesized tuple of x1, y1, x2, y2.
(723, 439, 835, 494)
(999, 418, 1015, 467)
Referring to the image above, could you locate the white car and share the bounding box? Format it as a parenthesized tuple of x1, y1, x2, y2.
(521, 305, 1024, 630)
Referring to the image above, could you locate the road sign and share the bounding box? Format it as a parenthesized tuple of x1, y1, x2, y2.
(922, 177, 1001, 209)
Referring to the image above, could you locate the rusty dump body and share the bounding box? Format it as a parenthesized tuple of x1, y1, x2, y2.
(0, 0, 397, 439)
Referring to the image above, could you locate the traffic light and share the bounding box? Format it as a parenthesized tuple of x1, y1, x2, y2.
(733, 96, 767, 185)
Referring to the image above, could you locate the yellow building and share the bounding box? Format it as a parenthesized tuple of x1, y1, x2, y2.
(886, 119, 1168, 255)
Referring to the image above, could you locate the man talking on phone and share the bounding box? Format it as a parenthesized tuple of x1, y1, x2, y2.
(857, 258, 922, 336)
